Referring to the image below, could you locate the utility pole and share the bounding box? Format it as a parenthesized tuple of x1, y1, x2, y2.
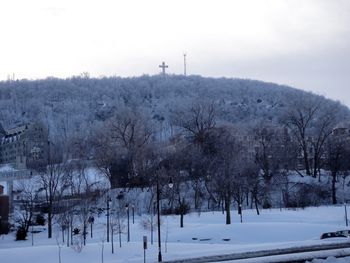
(183, 53, 187, 76)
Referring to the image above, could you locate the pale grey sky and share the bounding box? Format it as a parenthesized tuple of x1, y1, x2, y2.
(0, 0, 349, 105)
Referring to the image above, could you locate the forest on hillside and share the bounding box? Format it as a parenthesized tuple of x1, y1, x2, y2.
(0, 75, 348, 139)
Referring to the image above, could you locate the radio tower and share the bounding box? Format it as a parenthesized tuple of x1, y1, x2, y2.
(183, 53, 187, 76)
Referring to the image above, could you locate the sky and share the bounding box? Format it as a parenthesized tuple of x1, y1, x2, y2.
(0, 0, 349, 106)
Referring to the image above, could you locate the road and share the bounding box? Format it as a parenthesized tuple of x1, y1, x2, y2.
(164, 241, 350, 263)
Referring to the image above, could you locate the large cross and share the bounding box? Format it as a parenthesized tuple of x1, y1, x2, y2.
(159, 61, 168, 76)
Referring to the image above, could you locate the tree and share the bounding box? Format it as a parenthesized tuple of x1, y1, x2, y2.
(283, 97, 339, 177)
(38, 142, 69, 238)
(164, 169, 190, 228)
(13, 180, 40, 240)
(208, 127, 245, 224)
(326, 134, 350, 204)
(253, 124, 282, 183)
(172, 101, 217, 150)
(92, 122, 130, 188)
(94, 108, 154, 188)
(110, 107, 153, 185)
(244, 163, 262, 215)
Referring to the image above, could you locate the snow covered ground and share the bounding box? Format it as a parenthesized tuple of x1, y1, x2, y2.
(0, 205, 349, 263)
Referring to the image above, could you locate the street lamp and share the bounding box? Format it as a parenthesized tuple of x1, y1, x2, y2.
(116, 191, 125, 247)
(88, 215, 94, 238)
(156, 175, 174, 262)
(132, 204, 135, 224)
(345, 202, 348, 227)
(125, 204, 130, 242)
(106, 196, 111, 242)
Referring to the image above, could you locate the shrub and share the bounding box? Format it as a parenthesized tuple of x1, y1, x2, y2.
(262, 199, 272, 209)
(286, 184, 331, 208)
(174, 202, 191, 215)
(36, 214, 45, 226)
(73, 228, 80, 235)
(15, 226, 27, 241)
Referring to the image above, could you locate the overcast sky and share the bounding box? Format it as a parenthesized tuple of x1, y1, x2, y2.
(0, 0, 349, 106)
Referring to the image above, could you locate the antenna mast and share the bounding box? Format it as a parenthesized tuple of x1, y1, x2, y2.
(183, 53, 187, 76)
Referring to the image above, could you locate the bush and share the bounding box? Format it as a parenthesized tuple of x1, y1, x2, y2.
(262, 199, 271, 209)
(15, 226, 27, 241)
(286, 184, 330, 208)
(175, 202, 191, 215)
(162, 202, 191, 216)
(35, 214, 45, 226)
(161, 207, 174, 215)
(73, 228, 80, 235)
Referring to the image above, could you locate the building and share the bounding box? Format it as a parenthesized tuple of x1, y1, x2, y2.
(0, 123, 48, 170)
(0, 193, 9, 234)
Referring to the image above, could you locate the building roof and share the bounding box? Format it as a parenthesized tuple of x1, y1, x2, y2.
(6, 124, 28, 136)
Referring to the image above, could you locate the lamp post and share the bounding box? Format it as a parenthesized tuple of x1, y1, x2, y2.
(151, 202, 154, 245)
(156, 175, 174, 262)
(125, 204, 130, 242)
(88, 215, 94, 238)
(132, 204, 135, 224)
(116, 191, 125, 247)
(156, 173, 162, 262)
(345, 202, 348, 227)
(106, 196, 111, 242)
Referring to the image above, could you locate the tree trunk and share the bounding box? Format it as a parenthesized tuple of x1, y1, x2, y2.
(111, 228, 114, 254)
(180, 212, 184, 228)
(303, 147, 311, 176)
(194, 181, 200, 210)
(332, 171, 337, 204)
(313, 154, 319, 179)
(83, 222, 86, 246)
(180, 198, 185, 228)
(67, 223, 69, 247)
(225, 196, 231, 225)
(48, 212, 52, 238)
(246, 192, 249, 206)
(254, 196, 260, 215)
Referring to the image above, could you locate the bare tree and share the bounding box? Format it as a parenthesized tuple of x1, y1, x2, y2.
(93, 108, 154, 188)
(208, 127, 244, 224)
(13, 180, 40, 240)
(283, 97, 338, 177)
(38, 142, 69, 238)
(310, 108, 338, 178)
(172, 101, 217, 149)
(110, 108, 153, 183)
(166, 169, 190, 228)
(92, 124, 119, 188)
(326, 135, 350, 204)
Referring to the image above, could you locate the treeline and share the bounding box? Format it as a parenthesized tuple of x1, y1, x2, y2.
(0, 75, 348, 138)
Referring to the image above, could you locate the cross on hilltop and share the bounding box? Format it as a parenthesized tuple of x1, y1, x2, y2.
(159, 62, 168, 77)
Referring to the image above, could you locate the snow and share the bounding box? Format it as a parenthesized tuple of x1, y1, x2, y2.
(1, 205, 350, 262)
(0, 165, 16, 194)
(0, 164, 16, 173)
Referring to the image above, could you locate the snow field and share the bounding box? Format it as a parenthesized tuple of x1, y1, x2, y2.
(0, 205, 349, 263)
